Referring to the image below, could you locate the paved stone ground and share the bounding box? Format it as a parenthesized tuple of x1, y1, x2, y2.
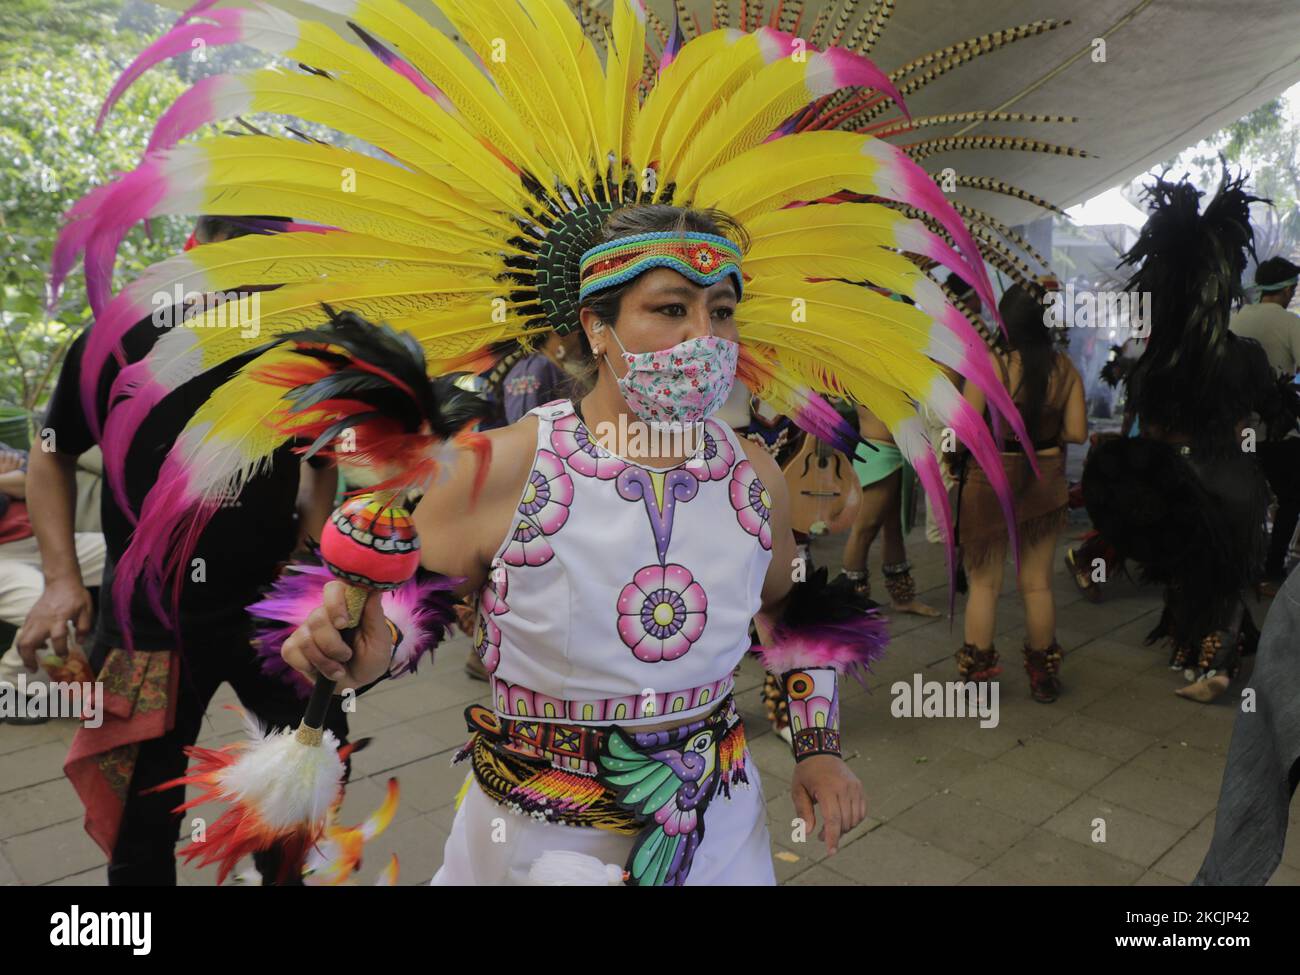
(2, 521, 1296, 886)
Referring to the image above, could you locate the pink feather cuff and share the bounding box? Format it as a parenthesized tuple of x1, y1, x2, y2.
(249, 559, 462, 698)
(755, 621, 889, 687)
(753, 568, 889, 687)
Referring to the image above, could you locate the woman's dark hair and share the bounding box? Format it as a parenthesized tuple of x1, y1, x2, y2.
(577, 205, 749, 333)
(194, 214, 292, 243)
(998, 283, 1058, 440)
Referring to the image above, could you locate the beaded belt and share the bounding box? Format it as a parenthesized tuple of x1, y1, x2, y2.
(455, 696, 749, 886)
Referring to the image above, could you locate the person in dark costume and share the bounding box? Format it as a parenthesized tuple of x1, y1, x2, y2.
(1082, 174, 1275, 704)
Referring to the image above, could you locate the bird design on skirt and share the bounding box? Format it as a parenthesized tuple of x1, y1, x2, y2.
(599, 724, 733, 886)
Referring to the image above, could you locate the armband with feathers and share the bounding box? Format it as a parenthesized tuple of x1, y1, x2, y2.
(754, 568, 888, 761)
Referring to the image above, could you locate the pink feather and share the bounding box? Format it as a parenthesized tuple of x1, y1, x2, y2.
(249, 560, 463, 698)
(756, 612, 889, 687)
(95, 11, 246, 133)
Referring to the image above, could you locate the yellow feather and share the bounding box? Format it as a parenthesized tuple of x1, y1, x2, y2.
(748, 243, 967, 333)
(522, 0, 607, 170)
(184, 69, 522, 215)
(768, 344, 919, 430)
(177, 230, 502, 296)
(693, 130, 885, 222)
(336, 0, 558, 198)
(628, 28, 748, 180)
(190, 138, 516, 242)
(746, 202, 908, 248)
(673, 54, 857, 197)
(604, 0, 646, 193)
(657, 35, 771, 181)
(236, 5, 518, 209)
(188, 183, 482, 252)
(156, 270, 506, 375)
(171, 309, 521, 509)
(187, 347, 305, 462)
(436, 0, 591, 193)
(739, 280, 947, 402)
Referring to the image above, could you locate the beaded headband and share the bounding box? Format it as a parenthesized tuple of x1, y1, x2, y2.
(578, 231, 744, 303)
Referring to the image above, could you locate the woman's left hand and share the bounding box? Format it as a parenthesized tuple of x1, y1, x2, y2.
(790, 755, 867, 856)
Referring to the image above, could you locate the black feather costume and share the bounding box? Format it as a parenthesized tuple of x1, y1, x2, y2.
(1082, 174, 1271, 658)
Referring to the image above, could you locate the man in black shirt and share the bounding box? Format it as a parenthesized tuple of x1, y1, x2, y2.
(17, 216, 344, 885)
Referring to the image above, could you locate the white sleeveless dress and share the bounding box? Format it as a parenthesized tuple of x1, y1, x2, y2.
(433, 399, 777, 885)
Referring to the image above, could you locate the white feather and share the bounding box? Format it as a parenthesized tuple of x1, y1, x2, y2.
(527, 850, 625, 885)
(217, 714, 344, 831)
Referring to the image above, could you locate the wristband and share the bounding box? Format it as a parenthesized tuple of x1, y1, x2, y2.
(348, 618, 405, 698)
(781, 667, 841, 761)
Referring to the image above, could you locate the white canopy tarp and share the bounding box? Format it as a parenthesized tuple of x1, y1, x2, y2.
(650, 1, 1300, 223)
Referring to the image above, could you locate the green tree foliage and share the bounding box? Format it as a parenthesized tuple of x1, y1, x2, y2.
(0, 29, 188, 417)
(1120, 93, 1300, 271)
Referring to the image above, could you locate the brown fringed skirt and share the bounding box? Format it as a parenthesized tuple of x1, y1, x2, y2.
(960, 452, 1068, 569)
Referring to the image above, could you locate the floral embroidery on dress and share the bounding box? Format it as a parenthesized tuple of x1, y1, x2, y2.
(681, 419, 736, 482)
(476, 560, 507, 674)
(502, 449, 573, 566)
(482, 559, 509, 616)
(729, 460, 773, 551)
(550, 411, 628, 480)
(616, 563, 708, 663)
(473, 612, 501, 674)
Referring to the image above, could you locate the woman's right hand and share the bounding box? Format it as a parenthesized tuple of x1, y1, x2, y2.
(281, 581, 393, 692)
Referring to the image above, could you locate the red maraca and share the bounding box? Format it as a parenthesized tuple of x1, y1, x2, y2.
(150, 492, 420, 883)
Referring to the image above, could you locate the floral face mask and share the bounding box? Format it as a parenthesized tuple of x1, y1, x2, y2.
(604, 327, 739, 426)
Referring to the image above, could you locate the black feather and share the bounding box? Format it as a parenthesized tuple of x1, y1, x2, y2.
(1121, 171, 1266, 447)
(273, 306, 492, 442)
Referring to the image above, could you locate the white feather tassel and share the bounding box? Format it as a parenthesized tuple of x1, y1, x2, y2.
(217, 713, 344, 831)
(527, 850, 626, 885)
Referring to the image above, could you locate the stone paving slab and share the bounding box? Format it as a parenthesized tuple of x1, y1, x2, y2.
(810, 823, 980, 885)
(1041, 795, 1188, 868)
(0, 525, 1293, 885)
(963, 827, 1146, 885)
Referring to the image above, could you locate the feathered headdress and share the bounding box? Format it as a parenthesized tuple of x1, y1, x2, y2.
(1084, 171, 1270, 646)
(55, 0, 1085, 608)
(1120, 172, 1262, 447)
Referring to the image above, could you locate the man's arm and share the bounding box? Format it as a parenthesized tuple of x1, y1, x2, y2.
(0, 446, 27, 498)
(0, 470, 25, 499)
(16, 446, 94, 664)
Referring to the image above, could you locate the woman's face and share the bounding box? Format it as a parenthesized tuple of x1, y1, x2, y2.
(580, 267, 739, 370)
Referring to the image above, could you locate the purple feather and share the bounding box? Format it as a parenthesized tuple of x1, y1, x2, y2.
(249, 559, 463, 698)
(659, 8, 686, 70)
